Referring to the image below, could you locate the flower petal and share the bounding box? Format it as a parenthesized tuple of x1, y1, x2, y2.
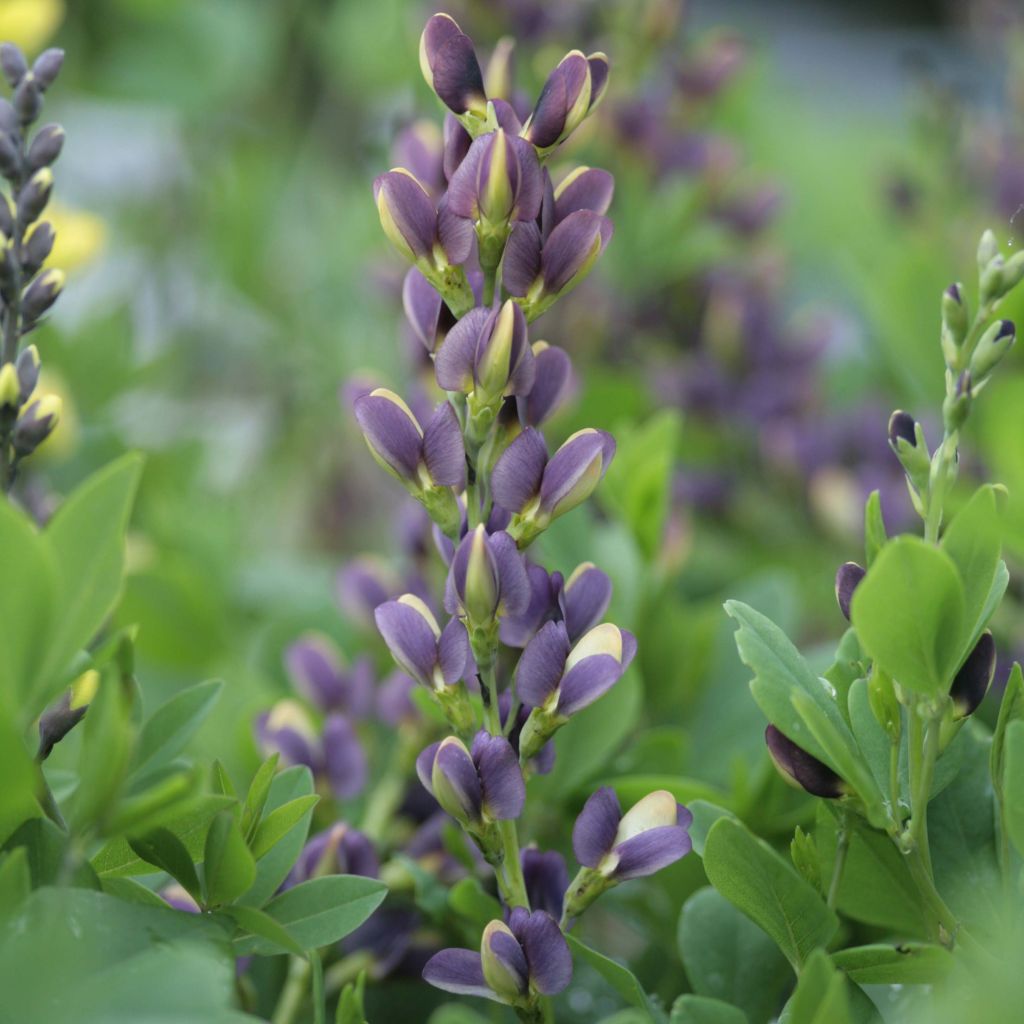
(612, 825, 692, 880)
(402, 268, 444, 352)
(572, 786, 621, 867)
(374, 599, 439, 687)
(515, 620, 570, 708)
(561, 563, 612, 641)
(472, 731, 525, 820)
(435, 307, 489, 392)
(540, 210, 611, 295)
(521, 343, 572, 427)
(491, 427, 548, 514)
(423, 948, 496, 1000)
(539, 428, 614, 519)
(285, 634, 347, 711)
(422, 401, 466, 487)
(373, 170, 437, 261)
(438, 617, 472, 685)
(520, 910, 572, 994)
(554, 167, 614, 222)
(353, 389, 423, 482)
(322, 714, 368, 800)
(556, 653, 626, 716)
(420, 14, 486, 116)
(501, 220, 542, 297)
(490, 529, 530, 616)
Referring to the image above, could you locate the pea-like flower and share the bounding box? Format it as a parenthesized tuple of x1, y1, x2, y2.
(419, 13, 487, 119)
(521, 847, 569, 919)
(949, 630, 996, 719)
(417, 731, 525, 832)
(353, 388, 465, 534)
(335, 556, 399, 629)
(435, 299, 536, 407)
(564, 788, 692, 920)
(764, 724, 845, 799)
(448, 128, 542, 226)
(834, 560, 866, 621)
(516, 621, 636, 759)
(254, 701, 367, 800)
(423, 907, 571, 1006)
(285, 633, 374, 718)
(522, 50, 609, 152)
(491, 426, 615, 545)
(284, 823, 379, 887)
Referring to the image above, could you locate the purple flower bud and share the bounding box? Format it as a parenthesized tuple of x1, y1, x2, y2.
(14, 344, 38, 404)
(435, 301, 536, 400)
(254, 700, 320, 773)
(765, 725, 845, 798)
(354, 388, 466, 491)
(445, 525, 531, 624)
(21, 267, 63, 323)
(322, 713, 368, 799)
(887, 409, 917, 448)
(336, 556, 397, 628)
(949, 631, 995, 718)
(517, 620, 636, 718)
(12, 394, 60, 456)
(417, 731, 525, 827)
(834, 561, 866, 621)
(523, 50, 594, 150)
(500, 562, 562, 648)
(160, 883, 199, 913)
(443, 113, 472, 181)
(285, 633, 373, 716)
(391, 120, 445, 197)
(572, 787, 692, 881)
(373, 169, 472, 267)
(375, 594, 471, 692)
(419, 14, 487, 117)
(519, 343, 572, 427)
(423, 908, 571, 1001)
(0, 44, 27, 88)
(27, 124, 64, 171)
(553, 167, 614, 223)
(22, 221, 54, 277)
(375, 670, 420, 726)
(560, 562, 612, 641)
(492, 427, 615, 529)
(32, 49, 64, 91)
(447, 129, 543, 226)
(521, 847, 569, 919)
(285, 823, 379, 888)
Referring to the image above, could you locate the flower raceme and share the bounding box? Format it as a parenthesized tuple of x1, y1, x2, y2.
(423, 907, 571, 1007)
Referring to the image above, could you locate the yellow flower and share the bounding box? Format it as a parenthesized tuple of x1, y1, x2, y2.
(48, 202, 106, 272)
(0, 0, 64, 55)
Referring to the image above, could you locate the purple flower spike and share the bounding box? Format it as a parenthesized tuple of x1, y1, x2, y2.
(423, 909, 571, 1004)
(419, 14, 487, 117)
(553, 167, 614, 222)
(949, 631, 996, 718)
(520, 343, 572, 427)
(523, 50, 593, 151)
(445, 525, 530, 624)
(322, 714, 368, 800)
(765, 725, 845, 799)
(521, 847, 569, 918)
(418, 731, 525, 827)
(435, 300, 535, 401)
(572, 787, 692, 881)
(374, 594, 471, 692)
(560, 562, 612, 641)
(285, 823, 379, 888)
(447, 129, 543, 226)
(354, 388, 466, 492)
(517, 621, 636, 718)
(834, 561, 866, 621)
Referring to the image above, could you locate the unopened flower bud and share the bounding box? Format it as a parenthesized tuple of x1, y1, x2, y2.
(0, 132, 19, 178)
(977, 229, 999, 271)
(940, 283, 968, 366)
(445, 525, 529, 630)
(21, 267, 64, 322)
(15, 343, 39, 402)
(12, 76, 41, 124)
(17, 168, 53, 225)
(969, 319, 1015, 382)
(0, 99, 16, 135)
(834, 561, 865, 621)
(949, 631, 995, 719)
(37, 668, 99, 759)
(484, 36, 515, 101)
(419, 14, 487, 118)
(0, 361, 20, 411)
(32, 49, 64, 91)
(0, 193, 13, 236)
(0, 43, 27, 88)
(22, 220, 54, 277)
(1002, 251, 1024, 295)
(27, 123, 64, 170)
(481, 920, 529, 1001)
(12, 393, 61, 456)
(765, 724, 845, 798)
(524, 51, 593, 151)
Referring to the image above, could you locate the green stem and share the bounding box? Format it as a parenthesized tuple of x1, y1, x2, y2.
(479, 660, 501, 735)
(827, 812, 849, 910)
(889, 738, 902, 827)
(271, 955, 311, 1024)
(908, 708, 940, 875)
(498, 817, 528, 908)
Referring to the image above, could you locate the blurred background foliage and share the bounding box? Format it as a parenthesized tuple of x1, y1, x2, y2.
(12, 0, 1024, 1015)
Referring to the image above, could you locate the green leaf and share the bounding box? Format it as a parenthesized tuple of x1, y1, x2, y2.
(224, 904, 305, 956)
(863, 490, 887, 567)
(241, 755, 279, 840)
(240, 766, 315, 908)
(782, 948, 851, 1024)
(204, 810, 257, 906)
(831, 943, 953, 985)
(250, 795, 320, 860)
(669, 995, 747, 1024)
(0, 847, 30, 917)
(686, 801, 738, 858)
(100, 875, 173, 909)
(850, 536, 966, 697)
(992, 664, 1024, 802)
(335, 971, 367, 1024)
(677, 887, 791, 1024)
(40, 453, 144, 704)
(703, 817, 838, 970)
(565, 933, 656, 1017)
(2, 816, 96, 889)
(236, 875, 387, 956)
(106, 767, 203, 837)
(133, 680, 223, 780)
(600, 775, 729, 811)
(1002, 721, 1024, 857)
(448, 876, 503, 930)
(91, 793, 235, 876)
(0, 703, 39, 845)
(128, 827, 202, 901)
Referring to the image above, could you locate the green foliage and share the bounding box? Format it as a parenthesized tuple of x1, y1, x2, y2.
(203, 810, 257, 906)
(566, 933, 661, 1019)
(669, 995, 747, 1024)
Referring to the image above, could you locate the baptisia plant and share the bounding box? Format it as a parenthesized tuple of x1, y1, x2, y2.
(353, 14, 693, 1021)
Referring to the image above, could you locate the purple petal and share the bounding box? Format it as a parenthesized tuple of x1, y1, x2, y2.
(423, 948, 495, 1000)
(950, 631, 996, 717)
(520, 911, 572, 994)
(336, 558, 394, 626)
(521, 344, 572, 427)
(556, 653, 626, 716)
(492, 98, 523, 133)
(422, 402, 466, 487)
(416, 741, 442, 793)
(285, 635, 347, 711)
(521, 848, 569, 919)
(346, 656, 376, 719)
(501, 220, 542, 297)
(540, 210, 612, 295)
(435, 307, 489, 392)
(254, 711, 318, 772)
(445, 134, 485, 219)
(525, 52, 589, 149)
(572, 786, 621, 867)
(373, 171, 437, 260)
(508, 133, 544, 222)
(322, 714, 367, 800)
(490, 530, 530, 616)
(376, 671, 418, 726)
(402, 268, 444, 352)
(338, 827, 380, 878)
(554, 168, 614, 223)
(472, 731, 525, 819)
(392, 121, 444, 197)
(353, 391, 423, 483)
(764, 725, 844, 799)
(539, 429, 614, 518)
(438, 198, 475, 264)
(438, 617, 472, 685)
(374, 599, 439, 688)
(500, 563, 559, 648)
(435, 739, 484, 820)
(515, 620, 571, 708)
(443, 114, 472, 181)
(420, 14, 486, 116)
(612, 826, 692, 880)
(485, 927, 530, 995)
(587, 53, 610, 110)
(491, 427, 548, 514)
(561, 564, 612, 642)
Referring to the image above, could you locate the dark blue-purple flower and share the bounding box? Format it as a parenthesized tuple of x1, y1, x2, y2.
(419, 13, 487, 117)
(374, 594, 471, 693)
(284, 823, 379, 887)
(444, 525, 530, 626)
(765, 724, 845, 799)
(285, 633, 373, 717)
(447, 128, 543, 226)
(521, 847, 569, 919)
